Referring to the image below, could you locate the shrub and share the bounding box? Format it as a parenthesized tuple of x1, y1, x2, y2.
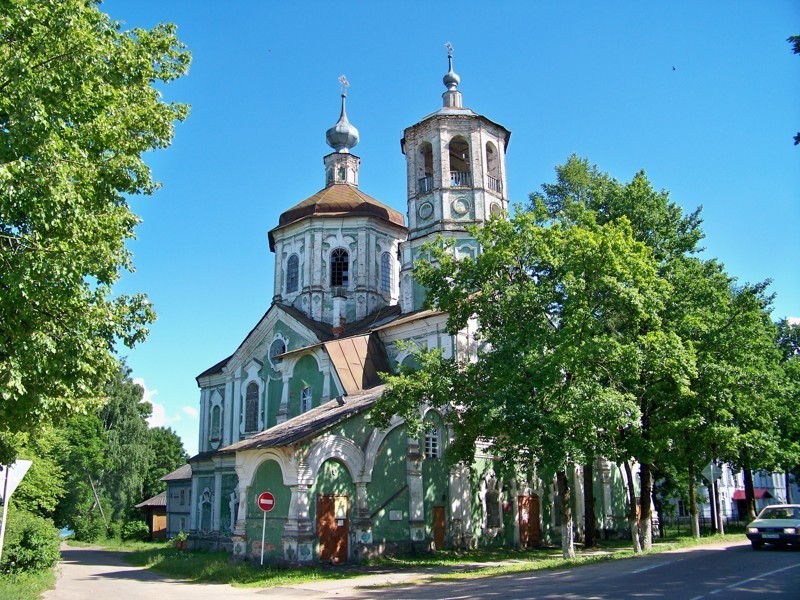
(106, 521, 122, 540)
(71, 514, 105, 542)
(0, 509, 60, 574)
(121, 519, 150, 541)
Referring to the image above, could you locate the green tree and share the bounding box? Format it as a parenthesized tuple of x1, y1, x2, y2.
(142, 426, 188, 501)
(98, 363, 152, 520)
(373, 207, 664, 558)
(0, 0, 190, 463)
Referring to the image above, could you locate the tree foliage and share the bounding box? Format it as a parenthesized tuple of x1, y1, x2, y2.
(142, 426, 188, 501)
(0, 0, 190, 462)
(791, 35, 800, 145)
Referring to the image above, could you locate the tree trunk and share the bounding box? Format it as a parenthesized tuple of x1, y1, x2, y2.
(743, 468, 757, 520)
(688, 462, 700, 538)
(623, 461, 641, 554)
(557, 470, 575, 559)
(639, 463, 653, 550)
(713, 478, 724, 534)
(786, 472, 793, 504)
(583, 460, 597, 548)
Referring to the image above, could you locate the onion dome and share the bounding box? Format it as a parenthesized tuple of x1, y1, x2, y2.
(443, 52, 460, 91)
(325, 93, 359, 153)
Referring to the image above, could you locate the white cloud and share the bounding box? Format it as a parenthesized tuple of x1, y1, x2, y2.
(134, 377, 183, 428)
(182, 405, 199, 419)
(788, 317, 800, 326)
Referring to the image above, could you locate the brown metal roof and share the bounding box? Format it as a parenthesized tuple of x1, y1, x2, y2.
(220, 385, 385, 453)
(268, 184, 406, 250)
(135, 490, 166, 509)
(160, 463, 192, 482)
(324, 333, 391, 394)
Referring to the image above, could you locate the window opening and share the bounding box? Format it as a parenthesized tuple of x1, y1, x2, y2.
(418, 142, 434, 194)
(245, 382, 259, 432)
(449, 136, 472, 187)
(286, 254, 299, 293)
(269, 338, 286, 368)
(381, 252, 392, 293)
(486, 142, 501, 193)
(331, 248, 349, 287)
(210, 404, 221, 441)
(424, 427, 440, 459)
(301, 386, 312, 413)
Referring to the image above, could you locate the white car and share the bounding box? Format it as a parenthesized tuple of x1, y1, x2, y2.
(746, 504, 800, 549)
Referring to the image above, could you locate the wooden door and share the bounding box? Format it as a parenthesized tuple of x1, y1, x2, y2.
(317, 494, 348, 563)
(519, 495, 541, 547)
(432, 506, 446, 550)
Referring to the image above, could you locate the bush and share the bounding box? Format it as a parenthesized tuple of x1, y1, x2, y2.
(121, 519, 150, 542)
(0, 509, 60, 574)
(71, 514, 105, 542)
(106, 521, 122, 540)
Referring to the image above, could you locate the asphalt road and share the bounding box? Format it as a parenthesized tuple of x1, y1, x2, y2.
(43, 540, 800, 599)
(347, 541, 800, 600)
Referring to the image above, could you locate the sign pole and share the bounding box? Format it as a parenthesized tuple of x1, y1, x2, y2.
(260, 511, 267, 566)
(0, 467, 10, 564)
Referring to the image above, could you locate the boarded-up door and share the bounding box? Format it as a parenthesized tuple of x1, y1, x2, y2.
(317, 495, 348, 563)
(432, 506, 446, 550)
(518, 495, 541, 547)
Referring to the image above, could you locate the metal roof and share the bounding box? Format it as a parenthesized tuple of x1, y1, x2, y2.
(160, 463, 192, 482)
(135, 490, 166, 509)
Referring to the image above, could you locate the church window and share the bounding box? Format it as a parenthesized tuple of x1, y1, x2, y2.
(210, 404, 221, 441)
(244, 382, 259, 432)
(486, 141, 501, 193)
(330, 248, 349, 287)
(199, 488, 212, 533)
(424, 427, 440, 459)
(486, 487, 502, 528)
(286, 254, 299, 294)
(381, 252, 392, 293)
(301, 386, 312, 413)
(448, 136, 472, 187)
(269, 338, 286, 367)
(418, 142, 433, 194)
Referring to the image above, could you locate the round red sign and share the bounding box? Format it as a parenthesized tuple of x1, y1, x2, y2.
(257, 491, 275, 512)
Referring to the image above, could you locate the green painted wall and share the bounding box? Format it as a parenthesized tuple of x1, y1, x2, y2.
(246, 460, 290, 560)
(220, 473, 239, 535)
(421, 412, 450, 544)
(288, 354, 324, 418)
(368, 425, 410, 543)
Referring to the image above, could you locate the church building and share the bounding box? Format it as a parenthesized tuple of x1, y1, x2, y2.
(177, 52, 631, 563)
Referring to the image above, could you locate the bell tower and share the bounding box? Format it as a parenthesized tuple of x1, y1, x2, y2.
(399, 45, 511, 313)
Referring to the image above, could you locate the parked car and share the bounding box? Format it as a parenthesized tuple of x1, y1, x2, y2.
(745, 504, 800, 549)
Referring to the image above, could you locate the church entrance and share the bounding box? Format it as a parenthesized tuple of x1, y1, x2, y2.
(518, 495, 541, 547)
(432, 505, 446, 549)
(317, 494, 348, 563)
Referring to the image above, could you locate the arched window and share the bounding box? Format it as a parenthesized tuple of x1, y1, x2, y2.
(330, 248, 349, 287)
(424, 427, 440, 459)
(301, 386, 312, 413)
(210, 405, 221, 441)
(418, 142, 433, 194)
(486, 141, 501, 193)
(448, 136, 472, 187)
(244, 382, 258, 433)
(286, 254, 299, 294)
(380, 252, 392, 293)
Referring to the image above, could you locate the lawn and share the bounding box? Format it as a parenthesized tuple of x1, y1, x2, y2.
(78, 531, 747, 589)
(0, 569, 56, 600)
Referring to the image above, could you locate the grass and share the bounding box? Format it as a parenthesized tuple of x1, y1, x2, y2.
(0, 569, 56, 600)
(68, 531, 747, 590)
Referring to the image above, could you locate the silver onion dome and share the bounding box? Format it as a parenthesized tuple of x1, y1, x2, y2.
(443, 47, 460, 91)
(325, 93, 359, 153)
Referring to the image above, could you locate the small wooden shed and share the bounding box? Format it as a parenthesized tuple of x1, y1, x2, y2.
(135, 491, 167, 540)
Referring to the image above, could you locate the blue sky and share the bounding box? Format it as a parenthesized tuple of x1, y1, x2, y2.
(103, 1, 800, 457)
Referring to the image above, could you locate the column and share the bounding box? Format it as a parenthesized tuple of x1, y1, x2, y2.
(212, 463, 222, 533)
(231, 477, 250, 559)
(232, 377, 241, 441)
(284, 484, 313, 562)
(189, 475, 199, 532)
(352, 482, 373, 559)
(407, 438, 426, 548)
(277, 374, 290, 424)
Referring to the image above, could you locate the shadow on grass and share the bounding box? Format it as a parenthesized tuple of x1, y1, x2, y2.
(124, 547, 359, 588)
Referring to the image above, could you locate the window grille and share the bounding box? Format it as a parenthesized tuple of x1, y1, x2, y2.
(301, 386, 312, 413)
(331, 248, 349, 286)
(381, 252, 392, 292)
(286, 255, 299, 293)
(424, 428, 440, 459)
(245, 382, 258, 432)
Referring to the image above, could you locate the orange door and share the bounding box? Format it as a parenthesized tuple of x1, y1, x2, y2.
(433, 506, 446, 549)
(317, 495, 348, 563)
(529, 494, 541, 546)
(518, 496, 531, 547)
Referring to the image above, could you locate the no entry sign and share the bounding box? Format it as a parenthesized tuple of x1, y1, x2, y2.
(257, 491, 275, 513)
